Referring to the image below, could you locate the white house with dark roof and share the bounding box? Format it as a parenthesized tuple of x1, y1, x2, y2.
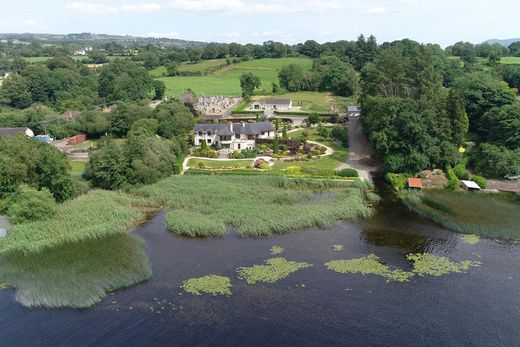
(194, 121, 275, 151)
(252, 98, 292, 111)
(347, 106, 361, 118)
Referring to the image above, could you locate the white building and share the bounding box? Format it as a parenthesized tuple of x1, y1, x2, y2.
(0, 127, 34, 138)
(461, 180, 481, 191)
(194, 122, 275, 151)
(347, 106, 361, 118)
(252, 98, 292, 111)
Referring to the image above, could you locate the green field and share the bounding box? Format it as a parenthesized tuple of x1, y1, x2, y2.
(150, 59, 228, 77)
(500, 57, 520, 65)
(188, 158, 253, 169)
(18, 56, 122, 63)
(253, 92, 354, 113)
(69, 161, 86, 176)
(157, 57, 313, 96)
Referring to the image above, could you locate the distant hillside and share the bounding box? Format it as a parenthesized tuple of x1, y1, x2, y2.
(484, 38, 520, 47)
(0, 32, 206, 48)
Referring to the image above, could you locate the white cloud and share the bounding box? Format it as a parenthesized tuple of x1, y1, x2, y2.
(366, 7, 386, 15)
(66, 2, 118, 15)
(168, 0, 245, 12)
(122, 3, 161, 12)
(168, 0, 344, 14)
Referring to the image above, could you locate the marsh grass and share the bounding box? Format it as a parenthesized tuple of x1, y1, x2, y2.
(333, 245, 344, 251)
(0, 235, 151, 308)
(407, 253, 481, 276)
(402, 191, 520, 240)
(138, 176, 375, 238)
(325, 255, 414, 282)
(237, 258, 312, 284)
(0, 190, 153, 254)
(181, 275, 232, 296)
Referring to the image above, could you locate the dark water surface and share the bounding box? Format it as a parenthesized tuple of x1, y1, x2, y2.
(1, 182, 520, 346)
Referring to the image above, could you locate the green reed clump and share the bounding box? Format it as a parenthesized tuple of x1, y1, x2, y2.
(461, 234, 480, 245)
(137, 175, 375, 238)
(0, 190, 153, 254)
(407, 253, 481, 277)
(0, 234, 151, 308)
(325, 255, 414, 282)
(402, 190, 520, 240)
(237, 258, 312, 284)
(181, 275, 232, 296)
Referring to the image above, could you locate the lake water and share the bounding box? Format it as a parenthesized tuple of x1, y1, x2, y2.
(1, 182, 519, 346)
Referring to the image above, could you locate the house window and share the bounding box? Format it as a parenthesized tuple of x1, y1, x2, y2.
(236, 134, 241, 139)
(208, 139, 212, 144)
(199, 139, 203, 145)
(261, 132, 265, 135)
(207, 131, 212, 136)
(248, 135, 254, 140)
(198, 131, 203, 136)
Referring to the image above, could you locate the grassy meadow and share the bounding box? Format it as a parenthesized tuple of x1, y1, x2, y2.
(157, 57, 313, 96)
(402, 190, 520, 240)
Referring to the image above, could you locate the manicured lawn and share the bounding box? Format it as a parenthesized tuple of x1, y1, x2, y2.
(157, 57, 313, 96)
(69, 161, 86, 176)
(271, 127, 348, 171)
(188, 158, 253, 169)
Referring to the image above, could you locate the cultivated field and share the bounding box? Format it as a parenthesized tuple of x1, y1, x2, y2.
(157, 57, 313, 96)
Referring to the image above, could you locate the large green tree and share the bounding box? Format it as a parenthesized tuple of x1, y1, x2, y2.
(240, 73, 261, 98)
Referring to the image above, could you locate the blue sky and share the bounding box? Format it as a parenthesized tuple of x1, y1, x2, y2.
(0, 0, 518, 46)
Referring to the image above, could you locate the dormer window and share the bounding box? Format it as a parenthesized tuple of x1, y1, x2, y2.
(207, 131, 212, 136)
(198, 131, 203, 136)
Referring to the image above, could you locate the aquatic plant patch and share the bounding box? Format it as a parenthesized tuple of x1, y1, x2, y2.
(407, 253, 481, 277)
(461, 235, 480, 245)
(0, 235, 152, 308)
(333, 244, 344, 251)
(325, 255, 414, 282)
(237, 258, 312, 284)
(402, 191, 520, 240)
(138, 176, 376, 238)
(270, 246, 284, 255)
(181, 275, 232, 296)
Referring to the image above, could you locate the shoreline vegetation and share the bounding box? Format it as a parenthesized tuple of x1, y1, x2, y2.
(402, 190, 520, 240)
(0, 175, 378, 308)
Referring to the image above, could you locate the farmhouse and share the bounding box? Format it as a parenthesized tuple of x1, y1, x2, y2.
(194, 121, 275, 151)
(252, 98, 292, 111)
(0, 127, 34, 138)
(347, 106, 361, 117)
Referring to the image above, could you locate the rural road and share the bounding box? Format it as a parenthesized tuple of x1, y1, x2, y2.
(338, 117, 382, 182)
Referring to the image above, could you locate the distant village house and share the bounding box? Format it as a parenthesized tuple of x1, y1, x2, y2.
(347, 106, 361, 118)
(252, 98, 292, 111)
(461, 180, 481, 191)
(194, 121, 275, 151)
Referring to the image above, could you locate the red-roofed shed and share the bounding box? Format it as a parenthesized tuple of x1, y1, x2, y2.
(408, 178, 423, 189)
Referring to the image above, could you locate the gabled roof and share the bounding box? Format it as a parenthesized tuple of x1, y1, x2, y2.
(194, 121, 274, 136)
(0, 127, 30, 137)
(233, 122, 274, 135)
(408, 178, 423, 189)
(255, 98, 292, 105)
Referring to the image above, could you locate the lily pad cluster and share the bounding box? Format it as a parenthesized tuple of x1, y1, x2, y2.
(181, 275, 232, 296)
(461, 234, 480, 245)
(237, 258, 312, 284)
(270, 246, 284, 255)
(325, 255, 414, 282)
(407, 253, 481, 277)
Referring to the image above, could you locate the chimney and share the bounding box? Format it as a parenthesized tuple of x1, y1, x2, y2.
(230, 123, 233, 132)
(242, 122, 245, 127)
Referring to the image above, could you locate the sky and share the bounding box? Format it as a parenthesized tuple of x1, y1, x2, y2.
(0, 0, 519, 46)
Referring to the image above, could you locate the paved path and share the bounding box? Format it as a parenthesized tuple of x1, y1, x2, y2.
(337, 117, 382, 182)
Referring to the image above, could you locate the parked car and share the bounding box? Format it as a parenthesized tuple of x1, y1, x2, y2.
(504, 174, 520, 181)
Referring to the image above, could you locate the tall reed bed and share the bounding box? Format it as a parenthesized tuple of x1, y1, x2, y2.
(137, 176, 376, 237)
(0, 235, 151, 308)
(402, 191, 520, 240)
(0, 190, 153, 254)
